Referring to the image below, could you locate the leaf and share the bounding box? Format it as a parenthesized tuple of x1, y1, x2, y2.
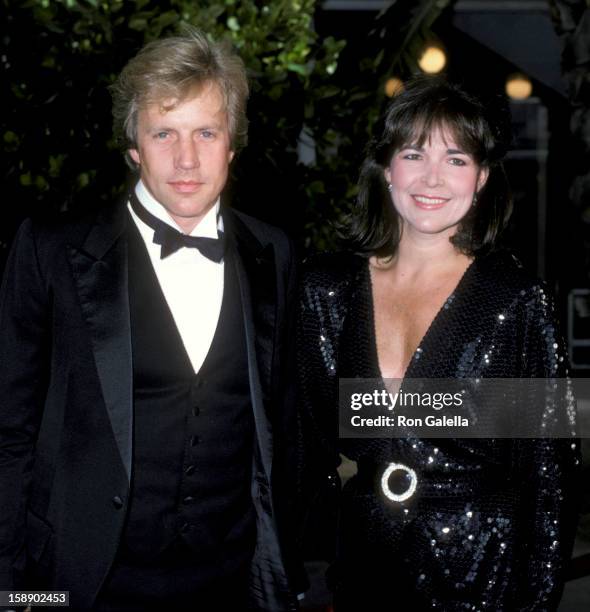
(287, 62, 309, 76)
(3, 131, 18, 144)
(35, 175, 49, 191)
(76, 172, 90, 188)
(227, 16, 240, 31)
(19, 172, 32, 187)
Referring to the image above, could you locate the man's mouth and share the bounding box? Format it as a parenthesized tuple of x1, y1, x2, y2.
(168, 181, 204, 193)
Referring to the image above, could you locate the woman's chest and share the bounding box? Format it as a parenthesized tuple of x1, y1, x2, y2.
(372, 283, 459, 379)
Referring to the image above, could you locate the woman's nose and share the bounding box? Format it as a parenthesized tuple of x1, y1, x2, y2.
(422, 162, 443, 187)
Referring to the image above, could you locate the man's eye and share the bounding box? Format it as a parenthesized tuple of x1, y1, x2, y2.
(154, 131, 169, 140)
(201, 130, 215, 139)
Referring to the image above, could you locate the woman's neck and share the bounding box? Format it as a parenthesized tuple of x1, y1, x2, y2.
(372, 231, 471, 281)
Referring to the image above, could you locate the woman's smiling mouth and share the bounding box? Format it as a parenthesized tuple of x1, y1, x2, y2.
(412, 194, 450, 209)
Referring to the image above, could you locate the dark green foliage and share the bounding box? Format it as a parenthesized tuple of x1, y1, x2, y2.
(1, 0, 452, 256)
(1, 1, 340, 222)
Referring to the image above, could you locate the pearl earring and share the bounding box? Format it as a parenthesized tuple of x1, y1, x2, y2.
(387, 183, 392, 192)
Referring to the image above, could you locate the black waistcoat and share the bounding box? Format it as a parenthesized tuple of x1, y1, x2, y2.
(109, 220, 256, 592)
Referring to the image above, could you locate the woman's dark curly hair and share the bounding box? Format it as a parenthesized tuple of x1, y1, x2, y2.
(346, 76, 513, 258)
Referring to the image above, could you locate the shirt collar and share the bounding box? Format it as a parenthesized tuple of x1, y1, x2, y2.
(134, 180, 222, 238)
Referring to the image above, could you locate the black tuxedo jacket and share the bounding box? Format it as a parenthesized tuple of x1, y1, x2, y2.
(0, 199, 300, 610)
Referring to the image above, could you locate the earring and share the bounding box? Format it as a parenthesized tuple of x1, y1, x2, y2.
(387, 183, 392, 192)
(472, 193, 478, 207)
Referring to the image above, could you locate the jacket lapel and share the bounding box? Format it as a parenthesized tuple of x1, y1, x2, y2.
(224, 209, 300, 610)
(67, 202, 133, 482)
(223, 208, 277, 481)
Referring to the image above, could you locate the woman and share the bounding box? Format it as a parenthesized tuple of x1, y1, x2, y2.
(298, 77, 580, 611)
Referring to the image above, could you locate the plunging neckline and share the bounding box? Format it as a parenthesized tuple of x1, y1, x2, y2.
(366, 257, 476, 384)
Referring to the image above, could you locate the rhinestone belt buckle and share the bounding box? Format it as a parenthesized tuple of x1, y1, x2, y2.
(380, 462, 418, 502)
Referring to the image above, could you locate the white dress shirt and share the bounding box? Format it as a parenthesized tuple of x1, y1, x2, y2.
(128, 180, 224, 374)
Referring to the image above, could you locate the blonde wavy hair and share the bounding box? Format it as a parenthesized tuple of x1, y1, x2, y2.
(111, 26, 249, 168)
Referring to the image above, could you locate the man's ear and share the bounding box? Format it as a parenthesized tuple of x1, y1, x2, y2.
(129, 149, 140, 165)
(477, 166, 489, 192)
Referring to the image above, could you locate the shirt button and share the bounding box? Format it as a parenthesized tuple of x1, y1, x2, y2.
(183, 496, 194, 505)
(190, 435, 200, 446)
(112, 496, 124, 509)
(185, 465, 195, 476)
(180, 522, 192, 533)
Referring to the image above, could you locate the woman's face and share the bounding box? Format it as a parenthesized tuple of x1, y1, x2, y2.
(384, 127, 488, 241)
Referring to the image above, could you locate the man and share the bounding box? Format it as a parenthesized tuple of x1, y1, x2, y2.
(0, 27, 299, 611)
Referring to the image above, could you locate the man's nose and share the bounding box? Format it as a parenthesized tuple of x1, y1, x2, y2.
(175, 137, 199, 170)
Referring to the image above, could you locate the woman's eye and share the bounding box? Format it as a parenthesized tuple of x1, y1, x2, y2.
(449, 158, 467, 166)
(403, 153, 421, 160)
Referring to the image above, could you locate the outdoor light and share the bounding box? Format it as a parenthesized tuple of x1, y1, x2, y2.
(418, 44, 447, 74)
(506, 73, 532, 100)
(385, 77, 404, 97)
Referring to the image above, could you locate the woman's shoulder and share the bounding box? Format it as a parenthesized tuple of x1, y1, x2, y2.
(300, 251, 367, 295)
(473, 249, 547, 299)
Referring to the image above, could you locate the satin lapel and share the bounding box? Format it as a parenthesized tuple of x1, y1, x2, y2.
(224, 209, 277, 481)
(67, 203, 133, 482)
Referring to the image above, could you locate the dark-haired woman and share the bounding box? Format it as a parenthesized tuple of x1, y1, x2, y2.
(299, 77, 580, 611)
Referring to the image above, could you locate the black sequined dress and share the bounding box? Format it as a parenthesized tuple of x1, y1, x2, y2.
(298, 250, 580, 611)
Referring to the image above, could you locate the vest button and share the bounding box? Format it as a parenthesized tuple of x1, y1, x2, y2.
(185, 464, 195, 476)
(183, 496, 194, 505)
(192, 406, 200, 417)
(193, 376, 205, 388)
(112, 496, 124, 509)
(190, 435, 200, 446)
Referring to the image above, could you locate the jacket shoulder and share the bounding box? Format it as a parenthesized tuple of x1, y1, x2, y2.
(474, 249, 547, 298)
(231, 208, 291, 252)
(17, 200, 121, 245)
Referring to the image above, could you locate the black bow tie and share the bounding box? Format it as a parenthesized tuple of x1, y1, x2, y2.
(129, 192, 225, 262)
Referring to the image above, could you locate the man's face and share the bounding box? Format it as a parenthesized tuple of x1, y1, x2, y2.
(130, 82, 234, 234)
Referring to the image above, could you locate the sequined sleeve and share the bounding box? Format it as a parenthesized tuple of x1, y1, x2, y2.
(513, 282, 581, 610)
(297, 261, 347, 475)
(296, 256, 367, 536)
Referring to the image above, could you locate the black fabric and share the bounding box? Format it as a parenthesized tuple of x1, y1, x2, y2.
(93, 554, 251, 611)
(0, 200, 299, 612)
(298, 250, 581, 611)
(99, 219, 255, 603)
